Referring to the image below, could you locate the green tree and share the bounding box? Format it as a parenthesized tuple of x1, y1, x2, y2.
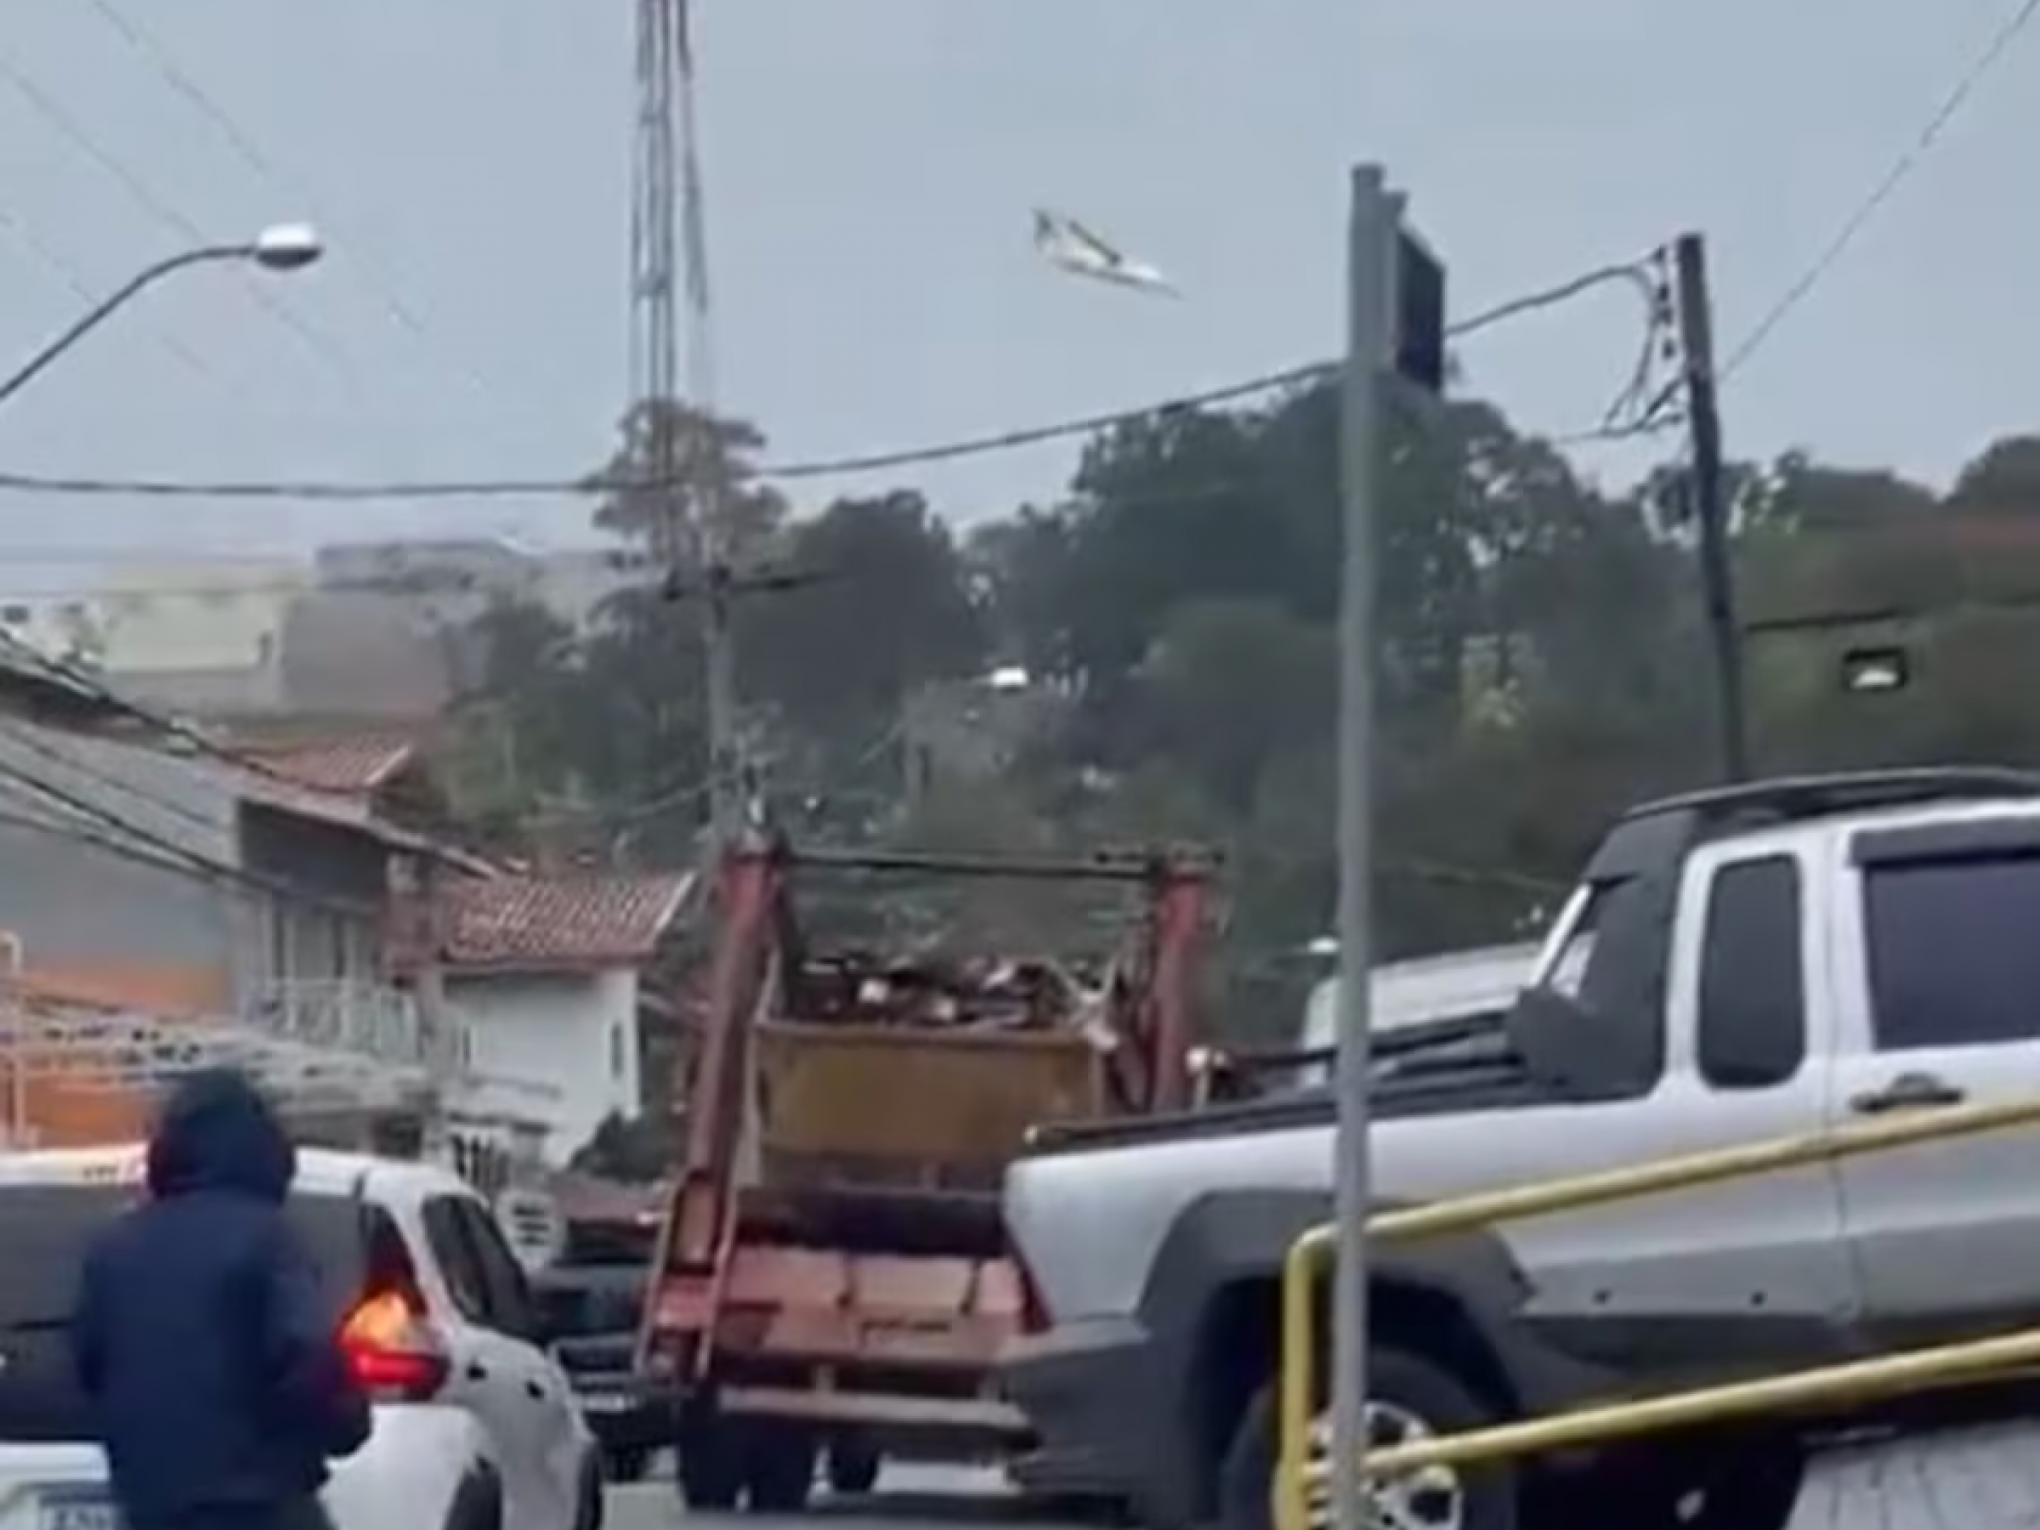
(1947, 435, 2040, 513)
(742, 490, 986, 750)
(441, 598, 584, 834)
(590, 397, 787, 558)
(1134, 599, 1332, 817)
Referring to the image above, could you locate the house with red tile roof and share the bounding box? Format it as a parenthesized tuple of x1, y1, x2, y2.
(435, 871, 697, 1168)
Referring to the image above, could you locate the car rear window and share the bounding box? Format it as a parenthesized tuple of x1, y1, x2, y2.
(0, 1183, 370, 1444)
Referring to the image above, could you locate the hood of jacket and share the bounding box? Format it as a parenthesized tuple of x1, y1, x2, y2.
(145, 1067, 296, 1203)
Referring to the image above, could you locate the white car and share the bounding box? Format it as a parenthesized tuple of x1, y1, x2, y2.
(0, 1146, 601, 1530)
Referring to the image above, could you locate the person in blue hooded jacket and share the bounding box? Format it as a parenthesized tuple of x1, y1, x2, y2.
(70, 1068, 372, 1530)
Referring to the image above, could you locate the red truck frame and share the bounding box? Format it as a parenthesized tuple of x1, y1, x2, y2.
(637, 835, 1211, 1510)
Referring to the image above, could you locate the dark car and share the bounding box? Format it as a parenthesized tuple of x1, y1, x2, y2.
(533, 1222, 677, 1483)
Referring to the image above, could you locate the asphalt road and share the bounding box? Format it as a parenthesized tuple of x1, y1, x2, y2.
(604, 1422, 2040, 1530)
(605, 1464, 1084, 1530)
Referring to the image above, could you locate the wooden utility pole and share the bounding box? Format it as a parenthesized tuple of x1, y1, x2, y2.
(1673, 232, 1751, 783)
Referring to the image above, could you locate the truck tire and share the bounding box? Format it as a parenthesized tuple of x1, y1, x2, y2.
(575, 1452, 606, 1530)
(602, 1446, 651, 1485)
(443, 1465, 503, 1530)
(745, 1425, 820, 1512)
(826, 1434, 882, 1495)
(1218, 1343, 1518, 1530)
(677, 1408, 745, 1511)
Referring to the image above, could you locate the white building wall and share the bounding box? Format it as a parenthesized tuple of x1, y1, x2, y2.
(447, 967, 642, 1165)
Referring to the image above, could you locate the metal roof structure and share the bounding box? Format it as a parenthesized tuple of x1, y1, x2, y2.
(3, 995, 433, 1124)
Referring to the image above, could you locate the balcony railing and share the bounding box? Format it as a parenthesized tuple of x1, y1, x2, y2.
(241, 979, 457, 1075)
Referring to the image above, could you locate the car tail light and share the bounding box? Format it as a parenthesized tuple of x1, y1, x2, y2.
(339, 1287, 450, 1402)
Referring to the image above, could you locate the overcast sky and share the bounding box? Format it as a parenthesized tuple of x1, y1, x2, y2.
(0, 0, 2033, 586)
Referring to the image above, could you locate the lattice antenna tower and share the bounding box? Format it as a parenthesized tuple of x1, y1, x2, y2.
(631, 0, 682, 564)
(632, 0, 742, 838)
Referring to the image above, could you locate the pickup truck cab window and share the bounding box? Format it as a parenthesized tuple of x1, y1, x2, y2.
(1863, 851, 2040, 1050)
(1696, 854, 1806, 1089)
(1535, 877, 1640, 1009)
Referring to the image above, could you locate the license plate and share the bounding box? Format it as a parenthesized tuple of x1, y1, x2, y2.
(579, 1391, 635, 1414)
(37, 1487, 120, 1530)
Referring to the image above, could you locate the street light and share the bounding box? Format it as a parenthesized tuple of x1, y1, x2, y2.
(0, 221, 326, 410)
(249, 222, 324, 272)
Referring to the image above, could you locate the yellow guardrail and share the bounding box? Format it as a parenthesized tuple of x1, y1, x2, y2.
(1358, 1324, 2040, 1480)
(1276, 1093, 2040, 1530)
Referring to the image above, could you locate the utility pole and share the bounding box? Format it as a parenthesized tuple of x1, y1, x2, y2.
(1330, 162, 1397, 1530)
(1673, 232, 1751, 783)
(701, 553, 741, 838)
(2, 932, 24, 1147)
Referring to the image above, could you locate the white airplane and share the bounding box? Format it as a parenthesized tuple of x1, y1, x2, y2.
(1033, 208, 1180, 296)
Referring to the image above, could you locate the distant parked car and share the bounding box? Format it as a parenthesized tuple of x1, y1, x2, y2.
(532, 1217, 678, 1484)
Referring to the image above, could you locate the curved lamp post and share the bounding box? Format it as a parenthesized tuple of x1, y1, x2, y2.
(0, 222, 325, 409)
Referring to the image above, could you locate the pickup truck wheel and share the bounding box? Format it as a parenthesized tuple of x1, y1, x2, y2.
(1219, 1345, 1517, 1530)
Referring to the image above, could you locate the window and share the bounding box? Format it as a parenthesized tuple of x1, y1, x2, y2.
(266, 899, 293, 985)
(1696, 856, 1805, 1088)
(1865, 853, 2040, 1050)
(1539, 876, 1652, 1014)
(0, 1185, 369, 1444)
(423, 1192, 538, 1341)
(457, 1200, 540, 1342)
(421, 1194, 491, 1325)
(609, 1023, 625, 1080)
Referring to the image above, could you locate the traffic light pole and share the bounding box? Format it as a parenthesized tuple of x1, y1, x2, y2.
(1330, 161, 1397, 1530)
(1673, 232, 1751, 783)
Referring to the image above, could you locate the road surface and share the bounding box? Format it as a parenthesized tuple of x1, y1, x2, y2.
(603, 1426, 2040, 1530)
(604, 1464, 1079, 1530)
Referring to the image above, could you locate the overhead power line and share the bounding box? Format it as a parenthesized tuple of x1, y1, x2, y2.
(0, 628, 359, 804)
(0, 206, 216, 385)
(0, 257, 1666, 503)
(82, 0, 498, 405)
(0, 738, 371, 918)
(0, 43, 365, 397)
(1721, 0, 2040, 383)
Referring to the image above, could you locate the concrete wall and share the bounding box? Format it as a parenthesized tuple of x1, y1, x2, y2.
(0, 724, 388, 1008)
(446, 967, 642, 1166)
(0, 724, 246, 989)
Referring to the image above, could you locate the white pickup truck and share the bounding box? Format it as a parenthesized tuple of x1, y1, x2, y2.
(1000, 769, 2040, 1530)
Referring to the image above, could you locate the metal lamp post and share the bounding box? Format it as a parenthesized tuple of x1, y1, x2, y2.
(0, 222, 324, 409)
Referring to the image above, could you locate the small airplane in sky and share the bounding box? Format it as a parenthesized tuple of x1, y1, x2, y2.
(1033, 208, 1180, 297)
